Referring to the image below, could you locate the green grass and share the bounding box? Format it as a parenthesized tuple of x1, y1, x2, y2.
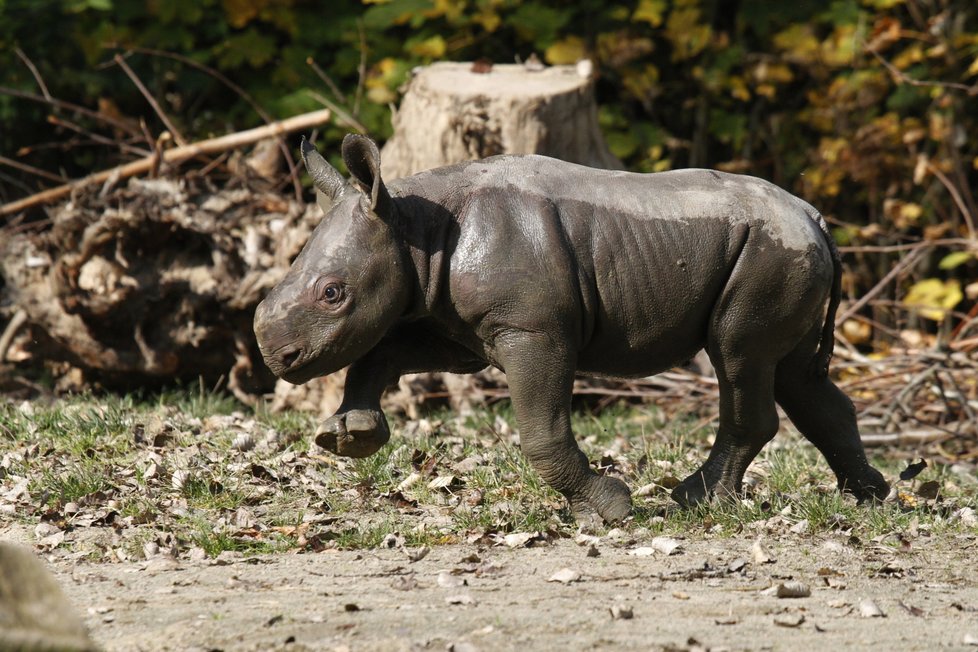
(2, 391, 975, 559)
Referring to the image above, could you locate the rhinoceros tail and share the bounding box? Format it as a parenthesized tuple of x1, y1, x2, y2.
(810, 207, 841, 379)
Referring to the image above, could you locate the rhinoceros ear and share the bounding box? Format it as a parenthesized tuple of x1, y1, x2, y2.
(341, 134, 391, 219)
(300, 136, 346, 213)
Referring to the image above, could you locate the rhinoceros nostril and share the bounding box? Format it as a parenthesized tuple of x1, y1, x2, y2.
(280, 348, 301, 370)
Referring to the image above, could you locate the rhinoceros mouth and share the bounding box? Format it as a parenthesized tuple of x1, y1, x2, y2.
(280, 357, 325, 384)
(279, 348, 350, 384)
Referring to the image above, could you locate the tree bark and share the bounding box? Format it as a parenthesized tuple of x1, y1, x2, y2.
(380, 62, 621, 179)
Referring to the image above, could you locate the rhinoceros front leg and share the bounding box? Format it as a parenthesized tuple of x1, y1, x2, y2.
(495, 332, 632, 523)
(314, 353, 394, 458)
(316, 327, 485, 458)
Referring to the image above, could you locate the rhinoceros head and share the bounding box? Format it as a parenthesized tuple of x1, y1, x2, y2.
(254, 134, 408, 383)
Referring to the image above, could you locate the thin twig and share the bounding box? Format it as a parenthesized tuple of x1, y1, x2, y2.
(868, 47, 978, 95)
(839, 237, 971, 253)
(125, 47, 301, 202)
(0, 108, 332, 217)
(0, 86, 140, 135)
(306, 56, 348, 104)
(307, 90, 368, 134)
(837, 245, 928, 324)
(47, 115, 151, 158)
(0, 310, 28, 363)
(112, 53, 188, 147)
(14, 48, 52, 101)
(926, 161, 977, 240)
(354, 20, 368, 117)
(0, 155, 67, 184)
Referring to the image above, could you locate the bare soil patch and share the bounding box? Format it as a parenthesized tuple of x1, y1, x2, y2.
(25, 532, 978, 652)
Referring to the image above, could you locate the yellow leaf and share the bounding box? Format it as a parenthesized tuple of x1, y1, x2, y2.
(973, 156, 978, 170)
(408, 35, 446, 59)
(545, 36, 587, 65)
(774, 25, 820, 63)
(729, 76, 751, 101)
(938, 251, 974, 270)
(753, 61, 793, 84)
(222, 0, 263, 29)
(968, 57, 978, 78)
(822, 24, 856, 67)
(899, 202, 923, 222)
(633, 0, 667, 27)
(755, 83, 775, 99)
(474, 9, 501, 32)
(903, 278, 963, 321)
(665, 7, 711, 60)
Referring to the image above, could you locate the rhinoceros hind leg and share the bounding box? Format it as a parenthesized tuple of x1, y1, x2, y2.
(775, 348, 889, 502)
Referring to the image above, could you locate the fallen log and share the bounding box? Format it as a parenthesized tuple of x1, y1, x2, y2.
(0, 108, 332, 217)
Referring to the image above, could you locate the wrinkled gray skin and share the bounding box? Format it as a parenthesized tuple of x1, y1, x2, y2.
(254, 134, 889, 523)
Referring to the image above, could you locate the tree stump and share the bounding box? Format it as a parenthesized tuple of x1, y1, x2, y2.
(380, 62, 621, 179)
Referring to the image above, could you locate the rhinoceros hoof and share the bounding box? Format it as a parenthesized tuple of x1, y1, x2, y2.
(581, 475, 632, 524)
(315, 410, 390, 458)
(671, 473, 713, 507)
(842, 468, 890, 504)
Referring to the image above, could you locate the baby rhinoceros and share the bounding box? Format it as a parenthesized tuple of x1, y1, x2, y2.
(253, 134, 889, 523)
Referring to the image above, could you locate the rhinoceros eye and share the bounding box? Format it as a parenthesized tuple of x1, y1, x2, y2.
(321, 282, 344, 305)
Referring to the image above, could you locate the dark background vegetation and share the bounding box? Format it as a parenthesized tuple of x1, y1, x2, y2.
(2, 0, 977, 337)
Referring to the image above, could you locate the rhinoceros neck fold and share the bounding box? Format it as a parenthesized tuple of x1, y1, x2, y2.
(391, 191, 458, 320)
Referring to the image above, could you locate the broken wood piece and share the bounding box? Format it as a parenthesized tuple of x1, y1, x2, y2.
(0, 108, 332, 217)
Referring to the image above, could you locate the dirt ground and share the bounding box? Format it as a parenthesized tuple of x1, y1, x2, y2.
(8, 526, 978, 652)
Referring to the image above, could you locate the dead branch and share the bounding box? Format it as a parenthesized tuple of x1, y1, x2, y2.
(0, 86, 140, 136)
(837, 244, 928, 324)
(47, 115, 152, 158)
(0, 310, 28, 362)
(306, 57, 348, 104)
(0, 108, 331, 218)
(926, 160, 977, 240)
(868, 48, 978, 96)
(14, 48, 52, 102)
(112, 54, 187, 147)
(0, 155, 67, 184)
(123, 47, 303, 202)
(307, 91, 368, 134)
(861, 430, 954, 447)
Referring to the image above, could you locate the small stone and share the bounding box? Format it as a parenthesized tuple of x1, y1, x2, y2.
(775, 581, 811, 598)
(774, 614, 805, 628)
(859, 599, 885, 618)
(445, 594, 476, 606)
(728, 558, 747, 573)
(406, 546, 430, 563)
(437, 571, 466, 588)
(548, 568, 582, 584)
(752, 538, 775, 564)
(789, 519, 810, 534)
(610, 604, 634, 620)
(650, 536, 682, 555)
(503, 532, 537, 548)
